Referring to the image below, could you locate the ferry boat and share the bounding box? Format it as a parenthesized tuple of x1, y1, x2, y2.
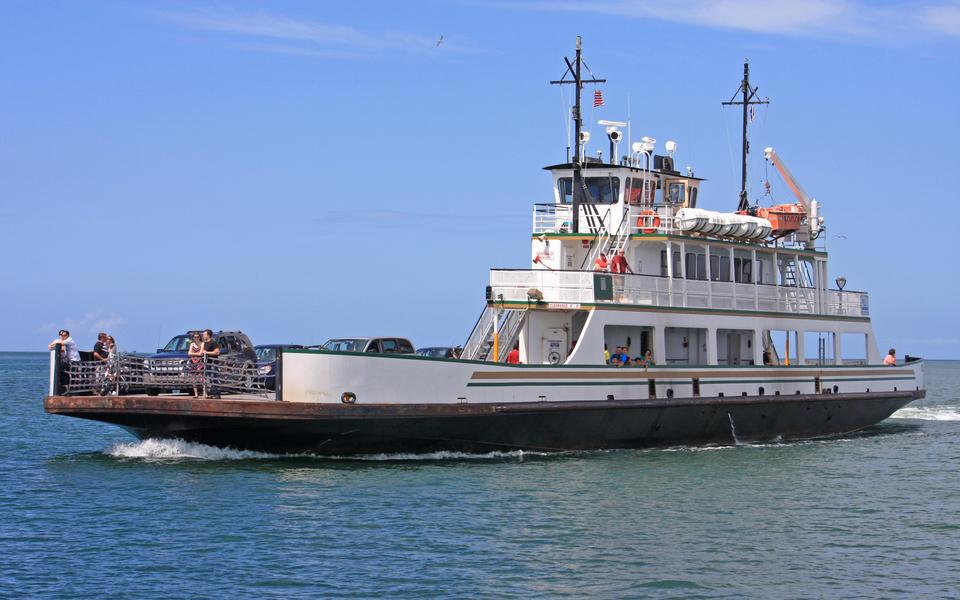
(45, 39, 924, 454)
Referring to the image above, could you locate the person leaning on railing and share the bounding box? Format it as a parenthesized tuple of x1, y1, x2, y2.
(48, 329, 80, 390)
(883, 348, 897, 366)
(201, 329, 222, 399)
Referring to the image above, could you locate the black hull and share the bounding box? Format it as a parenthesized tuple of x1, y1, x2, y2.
(44, 390, 923, 455)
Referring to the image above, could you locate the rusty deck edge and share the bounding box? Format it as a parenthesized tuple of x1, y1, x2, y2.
(43, 390, 925, 421)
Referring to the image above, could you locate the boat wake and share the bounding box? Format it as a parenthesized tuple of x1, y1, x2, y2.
(106, 438, 278, 461)
(104, 438, 545, 462)
(891, 406, 960, 421)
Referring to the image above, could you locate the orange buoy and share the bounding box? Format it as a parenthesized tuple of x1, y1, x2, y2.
(637, 210, 661, 234)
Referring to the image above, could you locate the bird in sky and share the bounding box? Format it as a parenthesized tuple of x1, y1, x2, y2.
(436, 35, 444, 47)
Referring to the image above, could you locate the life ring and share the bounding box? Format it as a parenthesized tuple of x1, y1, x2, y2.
(637, 210, 660, 234)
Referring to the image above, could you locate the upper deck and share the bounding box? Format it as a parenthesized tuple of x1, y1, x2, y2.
(503, 142, 857, 320)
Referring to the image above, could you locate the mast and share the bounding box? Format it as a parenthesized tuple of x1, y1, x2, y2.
(722, 61, 769, 212)
(551, 36, 605, 233)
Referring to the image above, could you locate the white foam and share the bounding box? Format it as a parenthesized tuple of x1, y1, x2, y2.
(334, 450, 544, 461)
(104, 439, 546, 462)
(891, 406, 960, 421)
(106, 438, 278, 461)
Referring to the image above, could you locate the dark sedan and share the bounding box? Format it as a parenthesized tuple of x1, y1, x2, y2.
(255, 344, 304, 390)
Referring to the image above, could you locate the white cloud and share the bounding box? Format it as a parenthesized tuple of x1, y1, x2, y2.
(151, 8, 468, 57)
(919, 4, 960, 36)
(36, 311, 125, 337)
(482, 0, 960, 39)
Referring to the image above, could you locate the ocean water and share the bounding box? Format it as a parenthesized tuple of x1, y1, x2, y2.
(2, 352, 959, 599)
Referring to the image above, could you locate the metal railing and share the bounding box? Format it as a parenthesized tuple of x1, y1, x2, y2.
(51, 352, 274, 398)
(489, 269, 869, 317)
(533, 203, 572, 234)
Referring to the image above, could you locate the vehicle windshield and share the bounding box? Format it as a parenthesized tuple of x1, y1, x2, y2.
(256, 347, 277, 361)
(162, 334, 194, 352)
(321, 338, 369, 352)
(416, 347, 450, 358)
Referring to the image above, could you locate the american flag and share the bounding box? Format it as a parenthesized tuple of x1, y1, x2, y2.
(593, 89, 604, 108)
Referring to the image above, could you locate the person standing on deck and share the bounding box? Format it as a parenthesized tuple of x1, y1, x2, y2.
(188, 333, 204, 397)
(48, 329, 80, 391)
(201, 330, 222, 398)
(505, 344, 521, 364)
(642, 349, 655, 370)
(609, 250, 633, 274)
(594, 253, 608, 271)
(92, 333, 109, 362)
(884, 348, 897, 366)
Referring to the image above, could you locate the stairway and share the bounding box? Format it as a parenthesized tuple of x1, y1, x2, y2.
(582, 205, 631, 270)
(462, 306, 527, 362)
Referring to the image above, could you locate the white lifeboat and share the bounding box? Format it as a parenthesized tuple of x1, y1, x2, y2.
(674, 208, 771, 240)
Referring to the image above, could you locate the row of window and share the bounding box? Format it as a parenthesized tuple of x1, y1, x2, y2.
(558, 177, 696, 206)
(660, 251, 763, 283)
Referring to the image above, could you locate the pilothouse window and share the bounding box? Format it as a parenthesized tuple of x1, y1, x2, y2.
(626, 178, 655, 206)
(666, 181, 685, 205)
(557, 177, 620, 204)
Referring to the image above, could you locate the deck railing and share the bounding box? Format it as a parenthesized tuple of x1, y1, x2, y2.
(489, 269, 868, 317)
(49, 352, 275, 398)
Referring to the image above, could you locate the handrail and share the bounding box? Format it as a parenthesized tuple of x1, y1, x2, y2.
(50, 353, 275, 398)
(489, 268, 869, 317)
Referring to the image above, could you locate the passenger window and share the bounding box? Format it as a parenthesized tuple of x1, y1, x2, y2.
(381, 339, 398, 353)
(397, 340, 414, 353)
(217, 338, 229, 353)
(366, 340, 381, 353)
(711, 255, 732, 281)
(685, 253, 707, 280)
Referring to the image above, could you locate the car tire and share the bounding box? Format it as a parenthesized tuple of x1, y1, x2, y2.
(145, 387, 160, 397)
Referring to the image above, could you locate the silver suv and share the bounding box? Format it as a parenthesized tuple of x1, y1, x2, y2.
(317, 337, 415, 354)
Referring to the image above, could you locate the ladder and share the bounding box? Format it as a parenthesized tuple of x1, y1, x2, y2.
(582, 205, 631, 270)
(462, 306, 527, 362)
(782, 260, 814, 312)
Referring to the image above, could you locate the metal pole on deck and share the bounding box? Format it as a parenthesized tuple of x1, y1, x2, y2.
(276, 349, 283, 401)
(51, 348, 62, 396)
(785, 331, 791, 367)
(493, 309, 500, 362)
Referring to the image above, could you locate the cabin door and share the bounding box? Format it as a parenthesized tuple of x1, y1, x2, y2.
(728, 333, 742, 365)
(542, 328, 568, 365)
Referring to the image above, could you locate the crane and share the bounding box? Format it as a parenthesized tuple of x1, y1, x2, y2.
(764, 147, 823, 245)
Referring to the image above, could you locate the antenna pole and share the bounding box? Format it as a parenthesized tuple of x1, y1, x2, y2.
(740, 62, 749, 210)
(551, 36, 605, 233)
(722, 60, 769, 212)
(573, 37, 583, 231)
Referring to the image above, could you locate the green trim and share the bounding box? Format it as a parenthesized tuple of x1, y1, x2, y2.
(494, 300, 870, 322)
(467, 376, 915, 388)
(282, 348, 920, 370)
(533, 232, 828, 256)
(283, 347, 496, 367)
(468, 380, 689, 387)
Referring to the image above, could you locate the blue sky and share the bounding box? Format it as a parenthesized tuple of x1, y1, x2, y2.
(1, 1, 958, 357)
